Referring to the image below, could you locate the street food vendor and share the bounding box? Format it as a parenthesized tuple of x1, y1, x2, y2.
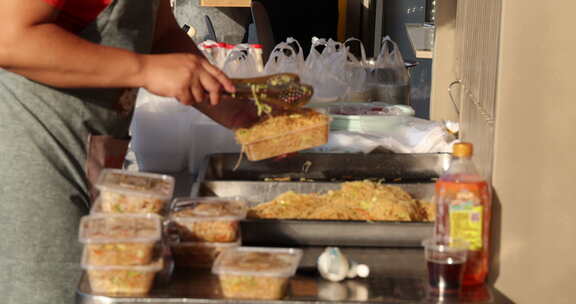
(0, 1, 257, 303)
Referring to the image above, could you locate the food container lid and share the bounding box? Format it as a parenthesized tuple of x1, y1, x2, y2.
(325, 102, 415, 117)
(81, 247, 164, 271)
(212, 247, 303, 278)
(95, 169, 175, 199)
(310, 103, 414, 133)
(89, 197, 169, 216)
(89, 198, 106, 214)
(79, 213, 162, 244)
(169, 197, 248, 221)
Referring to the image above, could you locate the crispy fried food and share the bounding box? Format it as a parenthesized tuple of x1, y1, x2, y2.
(249, 180, 434, 222)
(417, 200, 436, 221)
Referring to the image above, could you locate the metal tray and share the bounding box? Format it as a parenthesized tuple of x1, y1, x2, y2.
(192, 181, 434, 247)
(76, 247, 502, 303)
(197, 153, 449, 183)
(76, 248, 431, 304)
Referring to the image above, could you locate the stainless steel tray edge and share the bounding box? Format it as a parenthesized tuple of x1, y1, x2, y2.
(198, 153, 450, 182)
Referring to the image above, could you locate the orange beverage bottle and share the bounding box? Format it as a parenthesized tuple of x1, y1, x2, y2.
(434, 142, 491, 286)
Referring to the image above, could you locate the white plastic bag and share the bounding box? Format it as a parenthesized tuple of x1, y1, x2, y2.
(372, 36, 409, 84)
(198, 40, 229, 68)
(130, 89, 193, 173)
(221, 44, 264, 78)
(187, 109, 240, 176)
(264, 37, 305, 75)
(343, 38, 371, 101)
(368, 36, 410, 104)
(302, 37, 349, 102)
(130, 89, 241, 175)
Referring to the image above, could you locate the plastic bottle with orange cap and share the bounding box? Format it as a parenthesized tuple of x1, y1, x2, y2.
(434, 142, 492, 286)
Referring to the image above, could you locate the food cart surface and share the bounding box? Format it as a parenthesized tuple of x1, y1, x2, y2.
(77, 247, 507, 304)
(77, 155, 510, 303)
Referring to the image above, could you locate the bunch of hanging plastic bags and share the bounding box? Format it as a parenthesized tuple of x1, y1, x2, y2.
(198, 36, 410, 104)
(198, 41, 265, 78)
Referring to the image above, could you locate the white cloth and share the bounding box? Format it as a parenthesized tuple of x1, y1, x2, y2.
(312, 117, 456, 154)
(130, 89, 240, 174)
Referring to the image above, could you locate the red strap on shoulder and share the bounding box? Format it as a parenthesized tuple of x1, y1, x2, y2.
(40, 0, 113, 32)
(40, 0, 66, 9)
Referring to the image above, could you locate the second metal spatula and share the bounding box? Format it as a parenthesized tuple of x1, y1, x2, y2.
(230, 73, 314, 112)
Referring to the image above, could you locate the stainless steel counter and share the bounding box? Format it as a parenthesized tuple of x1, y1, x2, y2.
(76, 247, 510, 304)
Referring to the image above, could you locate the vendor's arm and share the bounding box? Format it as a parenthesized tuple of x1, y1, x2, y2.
(152, 0, 257, 129)
(0, 0, 234, 105)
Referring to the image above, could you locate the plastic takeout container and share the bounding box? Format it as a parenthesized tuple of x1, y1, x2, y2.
(95, 169, 175, 214)
(169, 197, 247, 242)
(79, 214, 162, 266)
(82, 249, 163, 294)
(238, 118, 330, 161)
(171, 239, 241, 268)
(326, 102, 415, 117)
(79, 214, 162, 243)
(89, 198, 108, 214)
(212, 247, 303, 300)
(313, 102, 415, 133)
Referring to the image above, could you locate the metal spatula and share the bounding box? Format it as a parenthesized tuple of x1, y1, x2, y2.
(230, 73, 314, 111)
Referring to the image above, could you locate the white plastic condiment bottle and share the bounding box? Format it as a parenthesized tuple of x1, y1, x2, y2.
(317, 247, 370, 282)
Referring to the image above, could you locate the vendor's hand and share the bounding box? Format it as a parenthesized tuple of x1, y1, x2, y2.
(200, 96, 296, 130)
(140, 53, 235, 105)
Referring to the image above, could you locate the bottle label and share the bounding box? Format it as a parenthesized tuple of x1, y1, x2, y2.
(436, 179, 490, 252)
(449, 201, 483, 250)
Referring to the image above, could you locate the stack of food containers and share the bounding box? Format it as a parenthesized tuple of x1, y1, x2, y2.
(167, 197, 246, 268)
(79, 214, 163, 294)
(79, 169, 305, 300)
(166, 197, 304, 299)
(80, 169, 175, 294)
